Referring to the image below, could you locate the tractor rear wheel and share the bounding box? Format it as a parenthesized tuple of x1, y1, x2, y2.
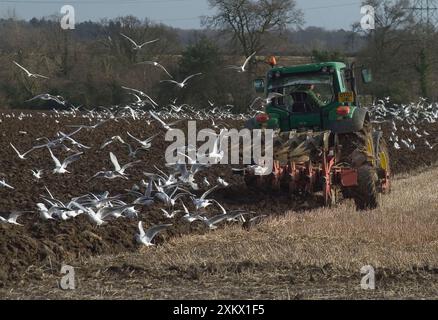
(353, 165, 379, 210)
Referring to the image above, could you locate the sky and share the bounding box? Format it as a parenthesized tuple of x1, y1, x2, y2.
(0, 0, 364, 30)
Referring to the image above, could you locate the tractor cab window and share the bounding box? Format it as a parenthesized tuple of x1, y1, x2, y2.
(267, 73, 335, 113)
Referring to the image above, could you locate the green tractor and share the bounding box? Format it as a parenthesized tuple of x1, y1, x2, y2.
(244, 61, 391, 210)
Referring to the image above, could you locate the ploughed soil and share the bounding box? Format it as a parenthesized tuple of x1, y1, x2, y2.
(0, 109, 437, 293)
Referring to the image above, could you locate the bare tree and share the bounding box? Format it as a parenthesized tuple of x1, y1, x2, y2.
(203, 0, 303, 58)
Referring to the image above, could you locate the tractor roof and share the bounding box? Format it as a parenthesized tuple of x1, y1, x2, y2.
(270, 61, 346, 74)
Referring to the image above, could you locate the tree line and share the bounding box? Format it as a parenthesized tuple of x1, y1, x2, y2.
(0, 0, 436, 111)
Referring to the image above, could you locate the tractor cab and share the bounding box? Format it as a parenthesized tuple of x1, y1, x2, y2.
(249, 61, 372, 134)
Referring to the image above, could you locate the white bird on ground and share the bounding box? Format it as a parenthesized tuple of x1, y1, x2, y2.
(120, 33, 159, 50)
(10, 143, 35, 160)
(0, 179, 14, 189)
(135, 221, 172, 246)
(47, 147, 83, 174)
(138, 61, 173, 78)
(13, 61, 49, 79)
(225, 52, 256, 73)
(160, 73, 202, 89)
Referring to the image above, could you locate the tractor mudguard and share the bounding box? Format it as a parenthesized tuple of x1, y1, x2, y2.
(327, 107, 369, 134)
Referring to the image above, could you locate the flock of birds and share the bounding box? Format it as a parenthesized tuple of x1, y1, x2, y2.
(2, 36, 438, 249)
(2, 43, 263, 247)
(0, 106, 263, 247)
(370, 97, 438, 151)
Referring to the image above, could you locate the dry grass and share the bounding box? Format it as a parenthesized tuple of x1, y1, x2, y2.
(129, 165, 438, 273)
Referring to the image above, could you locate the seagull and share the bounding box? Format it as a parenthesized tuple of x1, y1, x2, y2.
(36, 203, 57, 220)
(190, 185, 219, 211)
(100, 135, 126, 149)
(0, 179, 14, 189)
(121, 86, 158, 108)
(225, 52, 256, 73)
(70, 202, 110, 226)
(127, 132, 158, 149)
(120, 33, 159, 50)
(10, 143, 35, 160)
(26, 93, 66, 106)
(31, 169, 43, 179)
(249, 92, 285, 110)
(149, 111, 181, 130)
(13, 61, 49, 79)
(160, 73, 202, 89)
(200, 213, 237, 230)
(425, 140, 437, 149)
(217, 177, 229, 187)
(47, 147, 83, 174)
(135, 221, 172, 246)
(160, 208, 185, 219)
(68, 120, 108, 131)
(138, 61, 173, 78)
(109, 152, 140, 176)
(0, 211, 26, 226)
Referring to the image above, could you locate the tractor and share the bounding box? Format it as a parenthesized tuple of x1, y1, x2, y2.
(243, 60, 391, 210)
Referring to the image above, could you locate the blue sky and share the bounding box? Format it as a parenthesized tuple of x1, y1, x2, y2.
(0, 0, 363, 30)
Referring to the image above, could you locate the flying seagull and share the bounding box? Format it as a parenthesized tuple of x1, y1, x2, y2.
(0, 211, 27, 226)
(149, 111, 181, 130)
(135, 221, 172, 246)
(225, 52, 256, 73)
(26, 94, 66, 106)
(138, 61, 173, 78)
(0, 179, 14, 189)
(120, 33, 159, 50)
(13, 61, 49, 79)
(121, 86, 158, 108)
(47, 147, 83, 174)
(10, 143, 36, 160)
(160, 73, 202, 89)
